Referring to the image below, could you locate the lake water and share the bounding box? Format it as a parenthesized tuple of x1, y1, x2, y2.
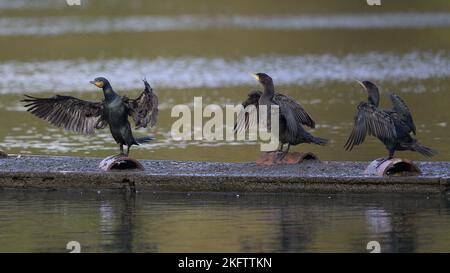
(0, 0, 449, 162)
(0, 189, 449, 253)
(0, 0, 449, 253)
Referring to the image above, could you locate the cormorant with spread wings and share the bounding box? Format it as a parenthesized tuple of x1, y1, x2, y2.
(22, 77, 158, 156)
(344, 80, 436, 162)
(236, 73, 328, 159)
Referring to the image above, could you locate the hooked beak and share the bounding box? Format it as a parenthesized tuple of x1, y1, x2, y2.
(355, 80, 366, 90)
(251, 73, 260, 81)
(90, 80, 104, 88)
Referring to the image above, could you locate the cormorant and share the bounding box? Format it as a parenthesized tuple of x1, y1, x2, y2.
(344, 80, 436, 162)
(236, 73, 328, 159)
(22, 77, 158, 156)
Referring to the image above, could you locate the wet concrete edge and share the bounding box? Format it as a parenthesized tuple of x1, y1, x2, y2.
(0, 155, 448, 193)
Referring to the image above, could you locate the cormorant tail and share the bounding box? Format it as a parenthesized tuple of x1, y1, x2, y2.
(412, 142, 437, 157)
(307, 134, 328, 146)
(135, 136, 154, 145)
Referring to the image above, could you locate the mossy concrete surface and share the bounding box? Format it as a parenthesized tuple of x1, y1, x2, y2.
(0, 155, 449, 193)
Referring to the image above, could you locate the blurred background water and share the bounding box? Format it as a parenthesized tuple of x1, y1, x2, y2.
(0, 0, 449, 162)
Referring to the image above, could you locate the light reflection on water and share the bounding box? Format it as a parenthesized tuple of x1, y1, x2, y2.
(0, 0, 67, 10)
(2, 13, 450, 36)
(0, 51, 449, 93)
(0, 190, 449, 253)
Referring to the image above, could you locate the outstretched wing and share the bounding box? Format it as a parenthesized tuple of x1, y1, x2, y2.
(389, 92, 416, 135)
(344, 102, 397, 151)
(22, 95, 106, 134)
(273, 93, 315, 129)
(235, 90, 261, 134)
(125, 79, 159, 129)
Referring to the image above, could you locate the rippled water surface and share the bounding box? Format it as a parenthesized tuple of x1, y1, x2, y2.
(2, 13, 450, 36)
(0, 0, 449, 162)
(0, 189, 449, 253)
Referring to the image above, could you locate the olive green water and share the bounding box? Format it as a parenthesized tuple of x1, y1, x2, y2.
(0, 0, 450, 253)
(1, 190, 450, 253)
(0, 0, 449, 162)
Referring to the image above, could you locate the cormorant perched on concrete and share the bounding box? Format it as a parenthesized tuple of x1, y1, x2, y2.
(344, 80, 436, 162)
(23, 77, 158, 156)
(236, 73, 328, 158)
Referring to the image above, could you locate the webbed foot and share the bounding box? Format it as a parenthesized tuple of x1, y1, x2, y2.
(275, 151, 288, 162)
(376, 156, 393, 168)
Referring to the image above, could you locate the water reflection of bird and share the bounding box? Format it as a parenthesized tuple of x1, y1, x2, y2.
(23, 77, 158, 156)
(236, 73, 328, 159)
(344, 80, 436, 162)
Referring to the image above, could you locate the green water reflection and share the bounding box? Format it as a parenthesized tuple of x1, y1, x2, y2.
(0, 190, 449, 253)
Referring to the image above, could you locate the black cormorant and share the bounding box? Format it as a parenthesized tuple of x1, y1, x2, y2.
(344, 80, 436, 161)
(23, 77, 158, 156)
(236, 73, 328, 159)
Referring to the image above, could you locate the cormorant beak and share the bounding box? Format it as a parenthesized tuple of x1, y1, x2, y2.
(355, 80, 366, 90)
(90, 80, 104, 88)
(252, 73, 260, 81)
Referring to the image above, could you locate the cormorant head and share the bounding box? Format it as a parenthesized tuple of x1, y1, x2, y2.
(356, 80, 377, 91)
(90, 77, 110, 89)
(356, 80, 380, 106)
(252, 73, 273, 87)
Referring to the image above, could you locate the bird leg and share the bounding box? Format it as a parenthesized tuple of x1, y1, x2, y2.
(126, 145, 131, 157)
(376, 150, 395, 168)
(276, 143, 291, 161)
(119, 144, 125, 156)
(274, 143, 284, 159)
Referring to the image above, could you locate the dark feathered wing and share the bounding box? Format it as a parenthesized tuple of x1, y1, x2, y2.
(389, 93, 416, 135)
(235, 90, 261, 133)
(235, 91, 315, 136)
(125, 79, 159, 129)
(344, 102, 397, 151)
(22, 95, 106, 134)
(272, 93, 315, 139)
